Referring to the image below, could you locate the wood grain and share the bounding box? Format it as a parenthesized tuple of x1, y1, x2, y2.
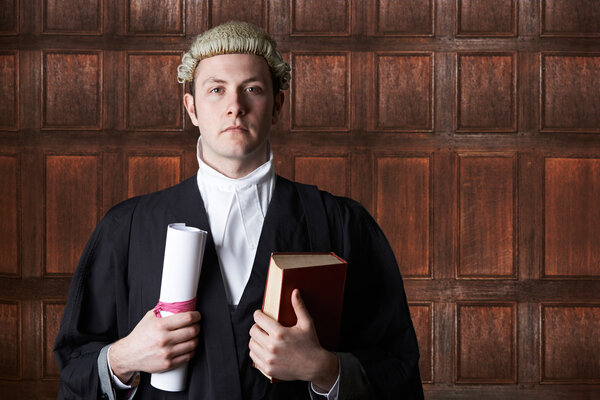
(0, 155, 19, 276)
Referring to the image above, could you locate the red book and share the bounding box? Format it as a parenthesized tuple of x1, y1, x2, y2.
(257, 252, 347, 381)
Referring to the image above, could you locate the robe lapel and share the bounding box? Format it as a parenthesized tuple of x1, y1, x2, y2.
(167, 176, 243, 400)
(234, 175, 312, 323)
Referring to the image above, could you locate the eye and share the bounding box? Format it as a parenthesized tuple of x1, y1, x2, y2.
(209, 87, 223, 94)
(245, 86, 263, 94)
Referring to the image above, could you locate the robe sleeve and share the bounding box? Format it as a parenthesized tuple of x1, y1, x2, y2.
(54, 199, 137, 399)
(330, 197, 424, 400)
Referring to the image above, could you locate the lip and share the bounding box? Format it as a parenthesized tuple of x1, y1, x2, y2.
(222, 125, 249, 133)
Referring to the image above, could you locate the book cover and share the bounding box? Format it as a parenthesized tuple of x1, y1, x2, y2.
(258, 252, 347, 380)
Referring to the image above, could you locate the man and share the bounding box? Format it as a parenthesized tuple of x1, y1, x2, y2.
(55, 21, 423, 399)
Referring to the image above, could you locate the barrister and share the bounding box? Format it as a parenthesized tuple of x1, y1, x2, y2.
(55, 21, 423, 400)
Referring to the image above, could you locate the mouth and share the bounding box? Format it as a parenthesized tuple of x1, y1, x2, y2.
(222, 125, 249, 134)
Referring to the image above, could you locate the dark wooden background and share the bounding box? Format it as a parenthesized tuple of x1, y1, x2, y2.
(1, 0, 600, 398)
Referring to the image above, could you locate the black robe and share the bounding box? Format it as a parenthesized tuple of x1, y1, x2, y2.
(54, 175, 423, 399)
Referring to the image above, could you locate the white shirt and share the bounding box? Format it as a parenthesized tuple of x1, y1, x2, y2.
(195, 138, 275, 306)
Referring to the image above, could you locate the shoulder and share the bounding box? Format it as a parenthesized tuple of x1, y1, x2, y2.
(101, 175, 197, 227)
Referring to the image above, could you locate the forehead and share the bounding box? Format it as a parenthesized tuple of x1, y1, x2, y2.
(194, 53, 272, 83)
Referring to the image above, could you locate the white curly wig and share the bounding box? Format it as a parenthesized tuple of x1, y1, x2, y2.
(177, 21, 290, 91)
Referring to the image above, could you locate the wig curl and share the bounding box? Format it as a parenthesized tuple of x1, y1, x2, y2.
(177, 21, 290, 91)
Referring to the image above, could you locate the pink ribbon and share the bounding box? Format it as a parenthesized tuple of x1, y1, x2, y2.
(153, 297, 197, 318)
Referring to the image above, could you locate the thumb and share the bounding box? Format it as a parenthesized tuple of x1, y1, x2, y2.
(291, 289, 313, 328)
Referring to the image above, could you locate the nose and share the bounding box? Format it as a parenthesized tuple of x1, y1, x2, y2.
(226, 91, 246, 117)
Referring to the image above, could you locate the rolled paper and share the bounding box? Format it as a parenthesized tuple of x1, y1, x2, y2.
(150, 223, 207, 392)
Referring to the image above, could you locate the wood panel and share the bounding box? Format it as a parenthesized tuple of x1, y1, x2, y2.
(42, 51, 102, 129)
(456, 0, 517, 37)
(544, 158, 600, 277)
(456, 53, 517, 132)
(0, 51, 18, 130)
(375, 53, 433, 131)
(45, 155, 99, 275)
(291, 53, 349, 131)
(43, 0, 102, 34)
(126, 52, 183, 130)
(458, 154, 516, 278)
(0, 155, 19, 276)
(43, 302, 64, 378)
(409, 303, 433, 383)
(456, 303, 516, 383)
(541, 304, 600, 382)
(291, 0, 350, 36)
(210, 0, 266, 29)
(541, 54, 600, 132)
(541, 0, 600, 37)
(127, 0, 184, 35)
(0, 301, 20, 379)
(0, 0, 18, 35)
(371, 0, 434, 36)
(375, 156, 430, 278)
(127, 155, 181, 198)
(294, 155, 348, 197)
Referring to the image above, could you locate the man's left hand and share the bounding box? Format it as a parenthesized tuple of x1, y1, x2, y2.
(249, 288, 339, 391)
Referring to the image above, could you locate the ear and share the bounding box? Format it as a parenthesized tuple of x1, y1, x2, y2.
(183, 92, 199, 126)
(271, 91, 285, 125)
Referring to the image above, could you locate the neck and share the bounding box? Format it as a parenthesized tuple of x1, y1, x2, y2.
(202, 148, 269, 179)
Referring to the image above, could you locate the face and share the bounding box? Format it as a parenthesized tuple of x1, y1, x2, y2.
(183, 54, 284, 177)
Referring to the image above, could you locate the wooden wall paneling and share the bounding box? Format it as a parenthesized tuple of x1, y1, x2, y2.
(544, 157, 600, 278)
(0, 155, 19, 276)
(374, 52, 433, 132)
(541, 53, 600, 132)
(126, 52, 183, 130)
(102, 152, 125, 214)
(541, 0, 600, 37)
(433, 150, 456, 280)
(127, 0, 184, 35)
(0, 0, 18, 35)
(456, 0, 517, 37)
(518, 302, 539, 384)
(457, 153, 517, 279)
(370, 0, 434, 36)
(291, 52, 350, 131)
(409, 302, 434, 383)
(456, 52, 517, 132)
(0, 301, 21, 379)
(541, 304, 600, 382)
(42, 0, 102, 35)
(290, 0, 350, 36)
(209, 0, 267, 30)
(374, 155, 431, 278)
(42, 302, 64, 379)
(293, 154, 348, 197)
(45, 155, 100, 275)
(0, 51, 18, 130)
(126, 154, 182, 198)
(42, 51, 103, 129)
(19, 151, 47, 279)
(455, 302, 517, 383)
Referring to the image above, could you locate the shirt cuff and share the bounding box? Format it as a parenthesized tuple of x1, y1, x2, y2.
(107, 345, 140, 390)
(309, 357, 341, 400)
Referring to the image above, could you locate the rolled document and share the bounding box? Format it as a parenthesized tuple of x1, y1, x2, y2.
(150, 223, 207, 392)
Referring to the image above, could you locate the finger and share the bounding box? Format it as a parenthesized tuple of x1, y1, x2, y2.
(161, 311, 201, 330)
(169, 337, 199, 359)
(249, 323, 271, 348)
(166, 323, 201, 345)
(291, 289, 313, 328)
(253, 309, 281, 334)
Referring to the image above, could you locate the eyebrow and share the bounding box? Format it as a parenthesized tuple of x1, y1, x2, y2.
(200, 76, 265, 87)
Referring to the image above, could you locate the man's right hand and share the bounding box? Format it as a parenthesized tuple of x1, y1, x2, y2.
(108, 309, 201, 383)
